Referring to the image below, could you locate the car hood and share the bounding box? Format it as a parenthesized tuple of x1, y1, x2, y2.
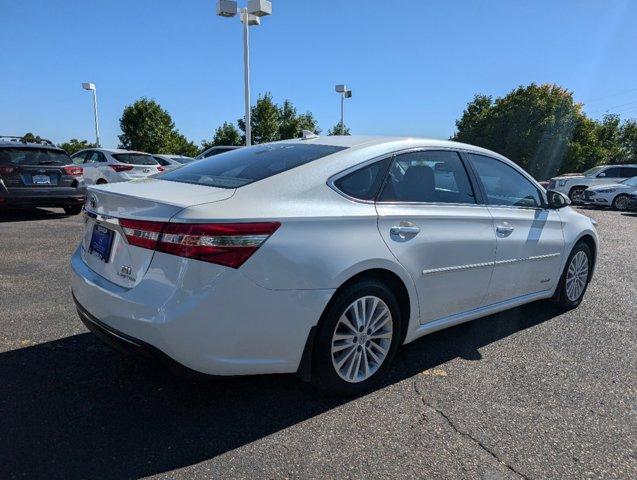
(552, 174, 585, 180)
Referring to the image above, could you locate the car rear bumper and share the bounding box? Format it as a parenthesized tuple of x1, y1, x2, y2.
(0, 186, 86, 207)
(70, 246, 334, 376)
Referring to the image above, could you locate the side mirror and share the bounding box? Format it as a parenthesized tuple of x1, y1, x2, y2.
(547, 189, 570, 209)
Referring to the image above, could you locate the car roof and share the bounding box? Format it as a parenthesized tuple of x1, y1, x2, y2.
(74, 147, 150, 155)
(0, 141, 65, 152)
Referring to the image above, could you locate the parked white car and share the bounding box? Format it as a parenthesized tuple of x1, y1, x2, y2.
(152, 154, 196, 171)
(71, 148, 164, 185)
(583, 176, 637, 210)
(72, 136, 598, 395)
(548, 164, 637, 203)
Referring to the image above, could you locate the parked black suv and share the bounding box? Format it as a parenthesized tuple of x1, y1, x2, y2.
(0, 137, 86, 214)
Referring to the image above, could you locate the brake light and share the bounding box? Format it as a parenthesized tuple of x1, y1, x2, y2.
(109, 164, 134, 172)
(0, 165, 17, 176)
(157, 166, 165, 172)
(118, 219, 280, 268)
(120, 219, 165, 249)
(63, 165, 83, 176)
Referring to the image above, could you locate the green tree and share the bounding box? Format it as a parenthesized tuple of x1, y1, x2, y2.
(327, 121, 351, 135)
(454, 84, 593, 179)
(238, 92, 280, 144)
(118, 97, 196, 154)
(20, 132, 51, 145)
(202, 121, 243, 149)
(278, 101, 320, 139)
(58, 139, 94, 155)
(619, 119, 637, 164)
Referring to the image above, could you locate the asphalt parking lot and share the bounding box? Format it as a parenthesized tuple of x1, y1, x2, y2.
(0, 207, 635, 479)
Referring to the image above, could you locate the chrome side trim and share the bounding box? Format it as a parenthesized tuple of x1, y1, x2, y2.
(422, 261, 494, 275)
(422, 253, 560, 276)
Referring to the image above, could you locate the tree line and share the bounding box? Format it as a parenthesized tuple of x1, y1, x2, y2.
(27, 83, 637, 180)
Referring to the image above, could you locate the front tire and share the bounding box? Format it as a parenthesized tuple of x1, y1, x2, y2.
(555, 242, 592, 310)
(612, 194, 629, 211)
(63, 205, 82, 215)
(568, 186, 586, 204)
(311, 279, 402, 396)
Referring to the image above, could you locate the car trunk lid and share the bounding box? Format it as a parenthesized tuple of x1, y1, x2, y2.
(81, 178, 235, 288)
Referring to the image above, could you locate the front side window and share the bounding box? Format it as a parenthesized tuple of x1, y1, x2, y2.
(379, 150, 475, 204)
(468, 154, 542, 208)
(160, 144, 347, 189)
(333, 158, 391, 201)
(599, 167, 620, 178)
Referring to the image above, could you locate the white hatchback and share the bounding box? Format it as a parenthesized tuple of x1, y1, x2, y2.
(71, 148, 164, 185)
(71, 136, 598, 395)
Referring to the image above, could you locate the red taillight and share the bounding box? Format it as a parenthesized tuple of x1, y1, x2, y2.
(120, 219, 165, 249)
(63, 165, 83, 176)
(109, 164, 134, 172)
(118, 219, 280, 268)
(0, 165, 17, 176)
(157, 166, 165, 172)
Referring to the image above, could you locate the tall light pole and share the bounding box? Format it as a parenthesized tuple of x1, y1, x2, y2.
(216, 0, 272, 146)
(82, 82, 100, 147)
(335, 84, 352, 135)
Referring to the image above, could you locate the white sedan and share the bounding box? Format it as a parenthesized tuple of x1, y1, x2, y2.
(71, 136, 598, 395)
(71, 148, 164, 185)
(582, 176, 637, 210)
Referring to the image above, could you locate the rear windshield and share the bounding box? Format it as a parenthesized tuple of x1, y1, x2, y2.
(112, 153, 158, 165)
(159, 143, 347, 188)
(0, 147, 71, 166)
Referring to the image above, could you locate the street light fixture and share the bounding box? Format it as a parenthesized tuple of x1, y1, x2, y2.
(82, 82, 101, 147)
(335, 84, 352, 135)
(216, 0, 272, 146)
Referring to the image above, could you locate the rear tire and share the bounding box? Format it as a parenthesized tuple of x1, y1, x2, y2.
(311, 279, 402, 396)
(612, 194, 629, 211)
(555, 242, 592, 310)
(63, 205, 82, 215)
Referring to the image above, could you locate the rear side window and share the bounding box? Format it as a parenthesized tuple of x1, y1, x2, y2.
(153, 156, 170, 166)
(334, 158, 391, 200)
(0, 148, 71, 166)
(379, 150, 476, 204)
(467, 153, 542, 208)
(113, 153, 158, 165)
(160, 144, 347, 189)
(620, 167, 637, 178)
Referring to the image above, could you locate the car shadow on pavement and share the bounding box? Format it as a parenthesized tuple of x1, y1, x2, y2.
(0, 207, 69, 223)
(0, 301, 564, 479)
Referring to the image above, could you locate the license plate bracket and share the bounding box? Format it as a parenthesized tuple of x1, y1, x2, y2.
(89, 224, 114, 262)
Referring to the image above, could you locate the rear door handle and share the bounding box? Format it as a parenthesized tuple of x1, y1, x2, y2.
(390, 225, 420, 236)
(496, 225, 515, 236)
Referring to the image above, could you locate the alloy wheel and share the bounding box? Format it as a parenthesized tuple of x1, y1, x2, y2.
(566, 250, 589, 302)
(615, 195, 628, 211)
(330, 296, 393, 383)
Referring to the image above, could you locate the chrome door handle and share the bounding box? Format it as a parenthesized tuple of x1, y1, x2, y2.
(390, 225, 420, 236)
(496, 225, 515, 235)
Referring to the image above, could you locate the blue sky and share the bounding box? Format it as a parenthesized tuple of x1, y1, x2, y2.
(1, 0, 636, 148)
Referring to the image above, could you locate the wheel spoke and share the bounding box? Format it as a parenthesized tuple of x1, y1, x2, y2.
(331, 295, 393, 383)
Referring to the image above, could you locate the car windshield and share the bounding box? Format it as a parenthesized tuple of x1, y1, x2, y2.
(112, 153, 158, 165)
(622, 176, 637, 187)
(173, 157, 194, 164)
(159, 143, 347, 188)
(0, 147, 71, 166)
(583, 166, 604, 176)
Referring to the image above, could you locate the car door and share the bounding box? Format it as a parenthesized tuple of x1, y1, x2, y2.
(466, 153, 565, 304)
(79, 150, 100, 185)
(375, 150, 497, 324)
(71, 151, 94, 184)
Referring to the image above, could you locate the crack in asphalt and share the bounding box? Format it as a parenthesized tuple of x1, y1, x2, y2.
(413, 380, 531, 480)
